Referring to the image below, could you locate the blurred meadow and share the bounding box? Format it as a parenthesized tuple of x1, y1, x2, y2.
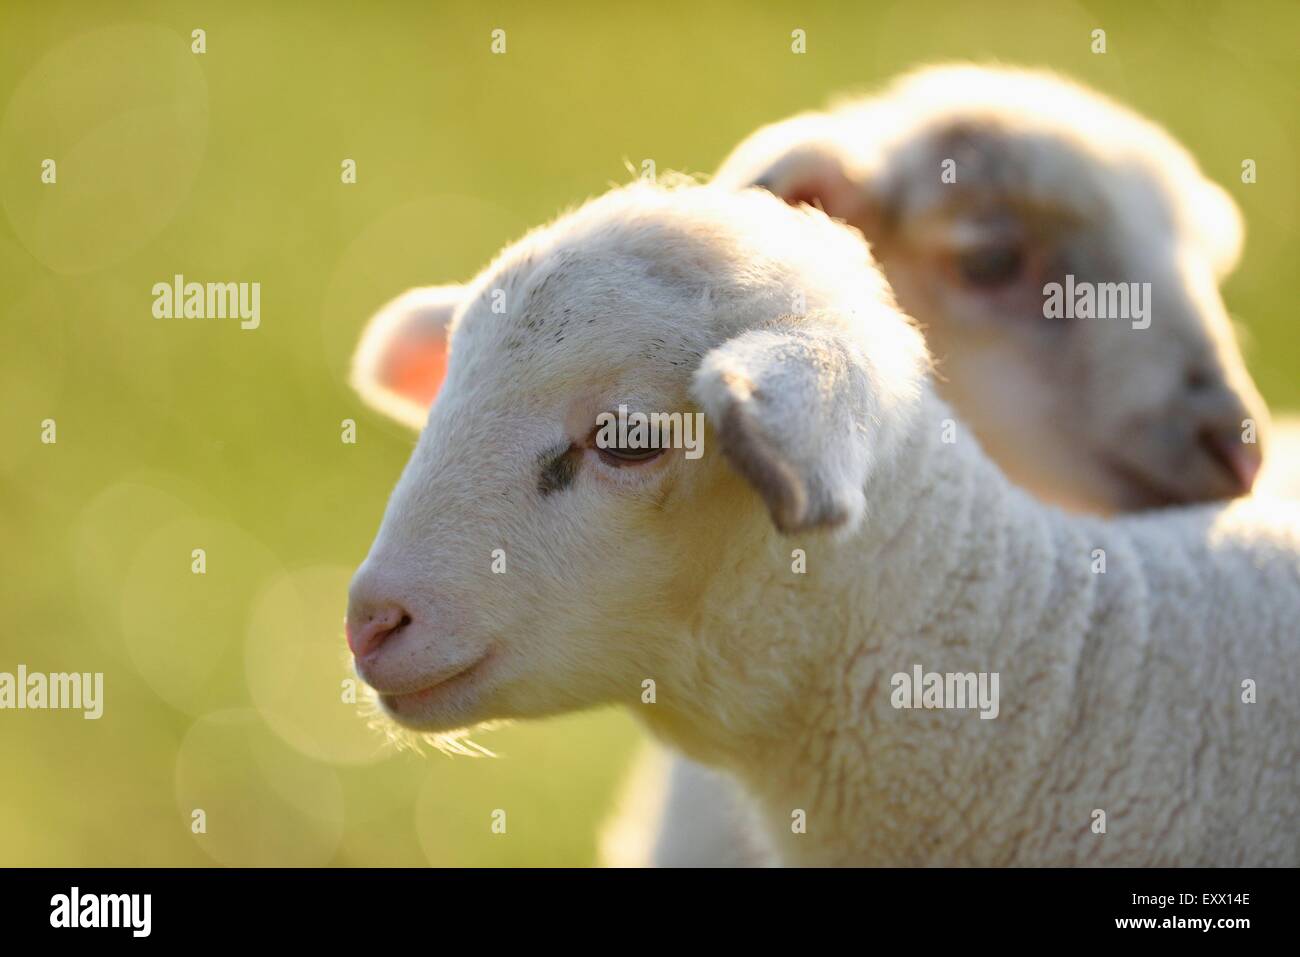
(0, 0, 1295, 865)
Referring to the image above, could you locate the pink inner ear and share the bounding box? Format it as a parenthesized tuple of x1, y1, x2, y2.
(779, 173, 864, 227)
(783, 181, 824, 211)
(385, 340, 448, 409)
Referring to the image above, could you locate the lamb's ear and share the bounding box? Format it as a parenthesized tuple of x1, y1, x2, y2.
(350, 285, 462, 430)
(716, 117, 875, 232)
(692, 323, 876, 535)
(752, 142, 869, 225)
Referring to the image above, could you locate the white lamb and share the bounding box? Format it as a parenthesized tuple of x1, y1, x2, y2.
(346, 182, 1300, 866)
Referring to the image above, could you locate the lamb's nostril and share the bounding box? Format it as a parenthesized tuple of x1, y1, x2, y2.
(1185, 368, 1215, 392)
(346, 606, 412, 659)
(1198, 426, 1262, 495)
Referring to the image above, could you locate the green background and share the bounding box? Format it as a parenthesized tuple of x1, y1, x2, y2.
(0, 0, 1295, 865)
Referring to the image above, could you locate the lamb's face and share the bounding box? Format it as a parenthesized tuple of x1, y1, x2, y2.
(347, 278, 701, 731)
(345, 187, 878, 733)
(868, 132, 1267, 512)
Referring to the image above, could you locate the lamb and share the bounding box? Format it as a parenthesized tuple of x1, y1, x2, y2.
(614, 63, 1279, 866)
(715, 63, 1267, 513)
(345, 181, 1300, 866)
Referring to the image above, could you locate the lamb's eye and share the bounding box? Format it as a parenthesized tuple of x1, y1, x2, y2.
(590, 417, 667, 467)
(596, 443, 665, 466)
(957, 244, 1024, 287)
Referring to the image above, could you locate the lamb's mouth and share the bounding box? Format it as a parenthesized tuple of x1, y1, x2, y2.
(1099, 454, 1190, 509)
(377, 649, 494, 720)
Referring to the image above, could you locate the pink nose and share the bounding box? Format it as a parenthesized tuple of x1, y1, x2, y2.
(346, 605, 410, 658)
(1199, 426, 1263, 495)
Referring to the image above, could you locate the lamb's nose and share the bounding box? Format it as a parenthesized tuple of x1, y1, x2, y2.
(345, 604, 411, 659)
(1198, 424, 1262, 495)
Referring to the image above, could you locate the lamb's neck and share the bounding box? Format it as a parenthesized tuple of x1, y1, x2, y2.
(701, 392, 1087, 864)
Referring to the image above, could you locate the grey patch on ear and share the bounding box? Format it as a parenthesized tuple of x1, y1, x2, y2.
(716, 400, 853, 535)
(717, 401, 805, 532)
(695, 326, 880, 536)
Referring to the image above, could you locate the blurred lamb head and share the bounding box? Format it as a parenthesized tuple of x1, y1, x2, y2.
(346, 183, 922, 733)
(713, 63, 1268, 511)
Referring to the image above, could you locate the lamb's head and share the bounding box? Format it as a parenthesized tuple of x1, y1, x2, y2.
(346, 183, 925, 733)
(714, 64, 1268, 512)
